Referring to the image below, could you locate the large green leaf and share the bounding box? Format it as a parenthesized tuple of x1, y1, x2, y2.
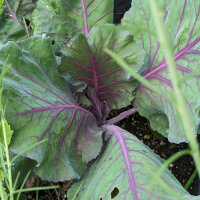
(31, 0, 114, 49)
(68, 125, 198, 200)
(122, 0, 200, 143)
(0, 36, 103, 181)
(59, 25, 144, 110)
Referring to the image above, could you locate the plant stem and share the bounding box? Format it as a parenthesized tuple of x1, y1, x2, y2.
(0, 179, 6, 200)
(5, 0, 19, 23)
(12, 186, 60, 194)
(105, 108, 138, 125)
(156, 149, 191, 177)
(22, 17, 30, 38)
(144, 161, 185, 200)
(36, 178, 39, 200)
(185, 169, 197, 190)
(2, 117, 13, 200)
(149, 0, 200, 176)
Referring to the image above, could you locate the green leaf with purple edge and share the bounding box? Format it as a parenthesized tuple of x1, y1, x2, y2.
(67, 125, 198, 200)
(59, 25, 145, 110)
(31, 0, 114, 50)
(122, 0, 200, 143)
(0, 36, 103, 182)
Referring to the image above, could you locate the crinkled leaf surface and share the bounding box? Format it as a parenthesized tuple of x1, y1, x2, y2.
(59, 26, 145, 109)
(31, 0, 114, 49)
(0, 37, 103, 181)
(0, 0, 37, 44)
(122, 0, 200, 143)
(63, 75, 92, 107)
(68, 125, 198, 200)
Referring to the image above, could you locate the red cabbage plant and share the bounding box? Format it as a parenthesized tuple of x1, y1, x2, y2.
(0, 0, 200, 199)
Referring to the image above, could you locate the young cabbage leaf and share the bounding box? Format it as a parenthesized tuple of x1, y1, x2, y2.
(68, 125, 197, 200)
(122, 0, 200, 143)
(59, 25, 145, 110)
(31, 0, 114, 49)
(0, 36, 103, 182)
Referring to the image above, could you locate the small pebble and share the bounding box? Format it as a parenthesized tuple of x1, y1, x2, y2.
(160, 141, 165, 146)
(144, 134, 151, 140)
(27, 195, 32, 199)
(169, 164, 174, 168)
